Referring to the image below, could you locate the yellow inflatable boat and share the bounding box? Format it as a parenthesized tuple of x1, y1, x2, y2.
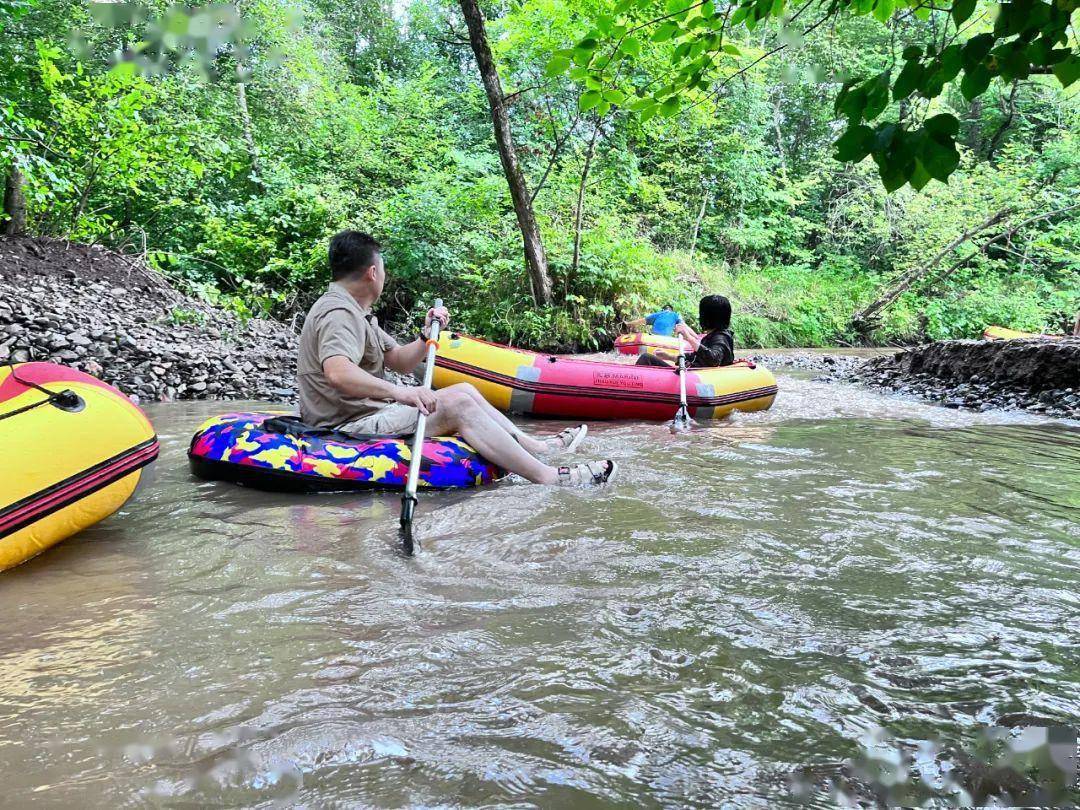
(0, 363, 158, 571)
(433, 334, 777, 420)
(982, 325, 1062, 341)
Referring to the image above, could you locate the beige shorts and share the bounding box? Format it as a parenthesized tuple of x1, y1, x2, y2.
(337, 403, 420, 438)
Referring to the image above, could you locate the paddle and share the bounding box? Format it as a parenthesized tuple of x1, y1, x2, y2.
(399, 297, 443, 556)
(671, 335, 692, 432)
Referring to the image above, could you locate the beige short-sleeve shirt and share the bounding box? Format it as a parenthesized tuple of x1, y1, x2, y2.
(297, 282, 400, 427)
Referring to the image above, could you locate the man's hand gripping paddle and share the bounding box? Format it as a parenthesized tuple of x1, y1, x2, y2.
(399, 298, 443, 555)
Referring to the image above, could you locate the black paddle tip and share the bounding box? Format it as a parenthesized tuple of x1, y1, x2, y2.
(399, 494, 418, 556)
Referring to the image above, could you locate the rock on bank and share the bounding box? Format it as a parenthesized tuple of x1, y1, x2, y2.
(842, 338, 1080, 419)
(0, 237, 299, 403)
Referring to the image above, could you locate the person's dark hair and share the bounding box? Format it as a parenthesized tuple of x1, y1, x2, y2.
(329, 230, 381, 280)
(699, 294, 731, 331)
(662, 303, 673, 310)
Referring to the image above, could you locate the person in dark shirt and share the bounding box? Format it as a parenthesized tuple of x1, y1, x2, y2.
(635, 295, 735, 368)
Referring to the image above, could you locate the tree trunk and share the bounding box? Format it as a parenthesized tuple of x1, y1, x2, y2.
(689, 189, 710, 260)
(771, 94, 787, 176)
(850, 207, 1013, 331)
(236, 79, 265, 191)
(852, 203, 1080, 333)
(985, 81, 1019, 162)
(3, 165, 27, 236)
(458, 0, 553, 306)
(570, 121, 601, 286)
(966, 98, 984, 153)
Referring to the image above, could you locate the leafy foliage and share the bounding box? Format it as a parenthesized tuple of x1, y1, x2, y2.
(547, 0, 1079, 191)
(0, 0, 1076, 348)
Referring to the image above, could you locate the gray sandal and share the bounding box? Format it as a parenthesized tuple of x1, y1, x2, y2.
(551, 424, 588, 453)
(556, 459, 617, 486)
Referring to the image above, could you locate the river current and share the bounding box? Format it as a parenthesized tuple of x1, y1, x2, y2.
(2, 371, 1078, 806)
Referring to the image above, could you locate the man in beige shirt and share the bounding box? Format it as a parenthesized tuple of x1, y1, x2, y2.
(297, 231, 617, 486)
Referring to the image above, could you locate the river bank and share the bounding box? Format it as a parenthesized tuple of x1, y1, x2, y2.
(0, 236, 300, 403)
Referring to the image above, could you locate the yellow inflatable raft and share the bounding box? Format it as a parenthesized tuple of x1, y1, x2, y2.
(0, 363, 158, 572)
(982, 325, 1062, 341)
(433, 334, 777, 420)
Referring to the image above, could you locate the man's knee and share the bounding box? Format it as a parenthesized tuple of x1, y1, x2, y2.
(439, 387, 480, 418)
(448, 381, 482, 399)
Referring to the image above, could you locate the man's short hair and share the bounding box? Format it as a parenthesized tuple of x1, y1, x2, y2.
(329, 230, 381, 280)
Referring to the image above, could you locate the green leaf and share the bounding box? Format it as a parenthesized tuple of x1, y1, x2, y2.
(834, 124, 874, 161)
(659, 95, 681, 116)
(572, 47, 594, 66)
(596, 100, 612, 116)
(628, 96, 655, 111)
(651, 22, 679, 42)
(620, 37, 642, 56)
(602, 88, 627, 104)
(544, 55, 571, 77)
(951, 0, 976, 26)
(909, 159, 932, 190)
(665, 0, 686, 13)
(576, 37, 598, 51)
(939, 44, 962, 82)
(835, 79, 867, 122)
(892, 59, 922, 99)
(722, 43, 741, 55)
(920, 134, 960, 181)
(993, 2, 1026, 37)
(640, 105, 658, 123)
(924, 112, 960, 137)
(579, 89, 602, 111)
(902, 45, 922, 60)
(1052, 55, 1080, 88)
(596, 14, 615, 34)
(877, 156, 910, 192)
(872, 0, 894, 24)
(863, 73, 890, 119)
(919, 67, 946, 98)
(961, 34, 994, 69)
(960, 64, 992, 99)
(998, 46, 1030, 82)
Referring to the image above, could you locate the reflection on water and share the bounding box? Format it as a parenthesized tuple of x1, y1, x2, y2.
(1, 374, 1077, 806)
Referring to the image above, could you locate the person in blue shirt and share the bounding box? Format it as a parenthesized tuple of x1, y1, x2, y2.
(636, 304, 683, 336)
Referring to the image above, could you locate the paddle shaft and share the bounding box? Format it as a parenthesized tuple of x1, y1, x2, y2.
(675, 336, 689, 420)
(402, 298, 443, 513)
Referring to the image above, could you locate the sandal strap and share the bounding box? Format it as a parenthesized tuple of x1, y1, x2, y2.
(555, 426, 578, 446)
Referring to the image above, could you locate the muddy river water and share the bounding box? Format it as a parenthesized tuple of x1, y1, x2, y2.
(2, 370, 1078, 806)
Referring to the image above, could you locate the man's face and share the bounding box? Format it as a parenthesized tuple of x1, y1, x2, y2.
(369, 252, 386, 299)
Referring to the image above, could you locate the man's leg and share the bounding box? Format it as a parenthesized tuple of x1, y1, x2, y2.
(426, 387, 560, 483)
(436, 383, 554, 455)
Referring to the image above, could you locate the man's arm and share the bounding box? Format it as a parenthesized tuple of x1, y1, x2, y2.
(384, 339, 428, 375)
(384, 305, 450, 374)
(323, 356, 438, 414)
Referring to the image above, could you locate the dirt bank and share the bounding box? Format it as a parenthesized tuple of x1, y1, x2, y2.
(0, 237, 300, 403)
(828, 338, 1080, 419)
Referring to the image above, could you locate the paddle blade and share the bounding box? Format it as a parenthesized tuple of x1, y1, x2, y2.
(399, 494, 417, 556)
(670, 406, 694, 433)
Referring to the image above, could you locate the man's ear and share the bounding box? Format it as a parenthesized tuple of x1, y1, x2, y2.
(363, 264, 378, 282)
